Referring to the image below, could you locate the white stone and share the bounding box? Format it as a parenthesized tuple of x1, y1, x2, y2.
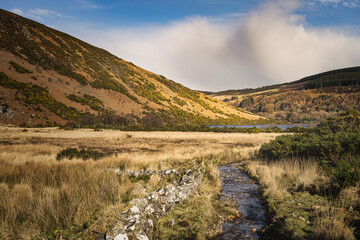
(114, 234, 128, 240)
(138, 234, 149, 240)
(130, 206, 140, 213)
(158, 188, 165, 196)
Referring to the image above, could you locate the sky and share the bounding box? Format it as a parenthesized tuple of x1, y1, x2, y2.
(1, 0, 360, 91)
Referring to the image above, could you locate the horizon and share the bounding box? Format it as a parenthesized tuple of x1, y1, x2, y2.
(1, 0, 360, 91)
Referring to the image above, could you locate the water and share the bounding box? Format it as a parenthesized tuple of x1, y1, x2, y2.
(208, 124, 316, 130)
(216, 163, 267, 240)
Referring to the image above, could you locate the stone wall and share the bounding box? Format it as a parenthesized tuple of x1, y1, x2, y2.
(102, 168, 203, 240)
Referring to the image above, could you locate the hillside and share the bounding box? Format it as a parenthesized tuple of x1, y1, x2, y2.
(211, 67, 360, 123)
(0, 9, 262, 128)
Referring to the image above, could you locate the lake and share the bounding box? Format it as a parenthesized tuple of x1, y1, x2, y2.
(208, 124, 316, 130)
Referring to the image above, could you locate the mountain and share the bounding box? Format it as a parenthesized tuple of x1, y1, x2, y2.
(210, 67, 360, 123)
(0, 9, 262, 128)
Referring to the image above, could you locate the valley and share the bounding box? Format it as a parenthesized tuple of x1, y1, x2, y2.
(0, 6, 360, 240)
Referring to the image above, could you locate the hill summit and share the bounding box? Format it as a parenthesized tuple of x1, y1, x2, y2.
(0, 9, 262, 128)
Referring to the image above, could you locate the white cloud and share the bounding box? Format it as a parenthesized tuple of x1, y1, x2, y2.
(72, 0, 360, 91)
(77, 0, 101, 9)
(318, 0, 359, 7)
(11, 8, 23, 15)
(343, 0, 359, 7)
(11, 8, 68, 21)
(318, 0, 341, 3)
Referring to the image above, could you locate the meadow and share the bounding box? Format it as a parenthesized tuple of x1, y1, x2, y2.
(0, 127, 280, 239)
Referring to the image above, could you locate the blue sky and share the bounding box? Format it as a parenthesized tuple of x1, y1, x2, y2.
(2, 0, 360, 28)
(1, 0, 360, 91)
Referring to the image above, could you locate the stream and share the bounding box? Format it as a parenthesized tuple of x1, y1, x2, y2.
(216, 163, 267, 240)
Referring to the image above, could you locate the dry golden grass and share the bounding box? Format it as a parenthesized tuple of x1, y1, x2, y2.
(246, 159, 326, 200)
(0, 127, 279, 164)
(0, 127, 279, 239)
(314, 207, 356, 240)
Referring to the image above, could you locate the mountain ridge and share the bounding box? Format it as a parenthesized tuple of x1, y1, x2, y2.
(0, 9, 263, 127)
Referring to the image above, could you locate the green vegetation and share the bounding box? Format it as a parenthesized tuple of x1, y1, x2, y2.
(172, 96, 187, 107)
(9, 61, 32, 73)
(56, 148, 109, 161)
(0, 72, 84, 120)
(67, 94, 114, 115)
(133, 79, 168, 105)
(253, 110, 360, 239)
(298, 66, 360, 89)
(89, 78, 139, 103)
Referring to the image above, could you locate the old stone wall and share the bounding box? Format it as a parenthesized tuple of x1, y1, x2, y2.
(103, 168, 203, 240)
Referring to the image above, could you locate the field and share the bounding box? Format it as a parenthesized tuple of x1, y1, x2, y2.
(0, 127, 280, 239)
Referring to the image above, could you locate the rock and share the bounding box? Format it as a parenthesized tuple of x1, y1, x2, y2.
(251, 228, 257, 234)
(130, 206, 140, 214)
(138, 235, 149, 240)
(114, 234, 128, 240)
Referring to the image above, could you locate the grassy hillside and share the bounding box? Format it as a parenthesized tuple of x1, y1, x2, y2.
(0, 9, 263, 128)
(211, 67, 360, 123)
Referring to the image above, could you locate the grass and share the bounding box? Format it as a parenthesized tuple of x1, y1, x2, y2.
(0, 127, 278, 239)
(245, 159, 358, 239)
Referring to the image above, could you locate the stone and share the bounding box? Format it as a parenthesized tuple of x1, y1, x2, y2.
(130, 206, 140, 214)
(114, 234, 128, 240)
(138, 235, 149, 240)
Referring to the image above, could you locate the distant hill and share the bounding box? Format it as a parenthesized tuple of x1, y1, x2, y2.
(211, 67, 360, 123)
(0, 9, 262, 127)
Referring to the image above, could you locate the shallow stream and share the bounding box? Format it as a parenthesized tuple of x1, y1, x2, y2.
(216, 163, 267, 240)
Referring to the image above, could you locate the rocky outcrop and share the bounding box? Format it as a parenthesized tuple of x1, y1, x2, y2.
(104, 168, 203, 240)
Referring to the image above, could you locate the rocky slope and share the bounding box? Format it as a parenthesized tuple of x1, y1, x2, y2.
(210, 67, 360, 123)
(0, 9, 261, 127)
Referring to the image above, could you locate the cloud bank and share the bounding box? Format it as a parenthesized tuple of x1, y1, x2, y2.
(72, 0, 360, 91)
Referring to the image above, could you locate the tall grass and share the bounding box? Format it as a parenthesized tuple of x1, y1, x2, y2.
(247, 158, 324, 200)
(0, 159, 125, 239)
(246, 158, 358, 239)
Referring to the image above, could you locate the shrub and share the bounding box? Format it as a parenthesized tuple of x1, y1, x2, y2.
(56, 148, 108, 161)
(9, 61, 32, 73)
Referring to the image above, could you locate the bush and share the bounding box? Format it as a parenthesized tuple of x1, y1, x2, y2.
(330, 156, 360, 188)
(9, 61, 32, 73)
(56, 148, 108, 161)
